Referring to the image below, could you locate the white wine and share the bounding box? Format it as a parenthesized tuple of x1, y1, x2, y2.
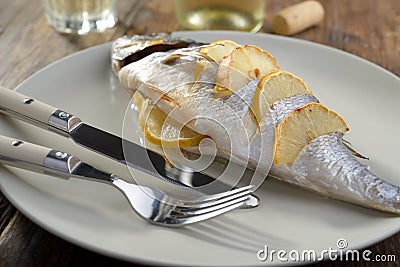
(42, 0, 117, 35)
(174, 0, 265, 32)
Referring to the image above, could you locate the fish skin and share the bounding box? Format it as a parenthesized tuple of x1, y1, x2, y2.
(271, 132, 400, 214)
(111, 33, 205, 75)
(114, 35, 400, 214)
(271, 94, 319, 125)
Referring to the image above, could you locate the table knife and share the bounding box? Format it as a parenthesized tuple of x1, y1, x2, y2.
(0, 86, 260, 208)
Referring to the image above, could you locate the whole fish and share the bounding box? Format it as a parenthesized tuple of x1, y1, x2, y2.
(111, 33, 400, 214)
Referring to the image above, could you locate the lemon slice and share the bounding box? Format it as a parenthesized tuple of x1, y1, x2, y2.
(133, 91, 145, 110)
(200, 40, 240, 62)
(215, 45, 280, 97)
(251, 70, 313, 123)
(194, 40, 240, 80)
(274, 103, 349, 165)
(139, 98, 206, 148)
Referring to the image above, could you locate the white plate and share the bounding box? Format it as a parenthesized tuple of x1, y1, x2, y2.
(1, 31, 399, 266)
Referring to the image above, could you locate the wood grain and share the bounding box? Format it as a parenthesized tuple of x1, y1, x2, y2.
(0, 0, 399, 266)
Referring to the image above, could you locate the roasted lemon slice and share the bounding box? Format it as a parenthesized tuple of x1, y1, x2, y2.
(274, 103, 349, 165)
(194, 40, 240, 80)
(215, 45, 280, 97)
(251, 70, 313, 123)
(139, 98, 206, 148)
(200, 40, 240, 62)
(133, 90, 145, 110)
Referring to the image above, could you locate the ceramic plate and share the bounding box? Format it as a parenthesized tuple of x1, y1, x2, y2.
(1, 31, 399, 266)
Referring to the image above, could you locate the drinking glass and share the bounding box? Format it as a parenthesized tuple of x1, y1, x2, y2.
(42, 0, 117, 35)
(174, 0, 265, 32)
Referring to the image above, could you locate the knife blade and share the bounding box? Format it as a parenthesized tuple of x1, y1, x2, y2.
(0, 86, 260, 207)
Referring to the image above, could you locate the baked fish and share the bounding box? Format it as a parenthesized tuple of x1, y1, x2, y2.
(111, 33, 400, 214)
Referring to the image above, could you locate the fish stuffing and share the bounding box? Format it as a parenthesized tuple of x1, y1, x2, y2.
(111, 33, 400, 214)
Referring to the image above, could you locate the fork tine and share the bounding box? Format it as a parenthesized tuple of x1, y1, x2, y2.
(172, 195, 250, 216)
(176, 188, 253, 210)
(165, 197, 249, 226)
(180, 185, 254, 206)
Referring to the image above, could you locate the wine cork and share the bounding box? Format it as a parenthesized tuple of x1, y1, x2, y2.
(272, 1, 325, 36)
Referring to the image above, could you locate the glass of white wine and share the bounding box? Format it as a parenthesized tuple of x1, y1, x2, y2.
(174, 0, 265, 32)
(42, 0, 117, 35)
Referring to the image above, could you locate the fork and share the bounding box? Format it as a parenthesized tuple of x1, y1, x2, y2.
(0, 134, 253, 226)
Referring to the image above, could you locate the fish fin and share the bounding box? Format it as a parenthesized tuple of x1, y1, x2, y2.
(342, 139, 369, 160)
(163, 155, 175, 168)
(143, 82, 180, 108)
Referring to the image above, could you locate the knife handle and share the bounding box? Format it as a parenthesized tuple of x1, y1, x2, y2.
(0, 86, 81, 135)
(0, 134, 80, 179)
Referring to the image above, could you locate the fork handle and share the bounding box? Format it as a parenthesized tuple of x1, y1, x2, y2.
(0, 86, 81, 135)
(0, 134, 78, 179)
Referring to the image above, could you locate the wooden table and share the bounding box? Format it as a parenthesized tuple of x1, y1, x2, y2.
(0, 0, 399, 266)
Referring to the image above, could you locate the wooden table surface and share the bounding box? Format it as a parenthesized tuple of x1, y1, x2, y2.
(0, 0, 399, 266)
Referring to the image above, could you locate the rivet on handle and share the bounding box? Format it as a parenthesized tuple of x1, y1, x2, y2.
(58, 111, 70, 119)
(23, 98, 35, 104)
(55, 151, 68, 159)
(11, 140, 24, 147)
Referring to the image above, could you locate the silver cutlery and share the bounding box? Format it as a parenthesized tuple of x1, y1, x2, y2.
(0, 86, 260, 208)
(0, 134, 254, 226)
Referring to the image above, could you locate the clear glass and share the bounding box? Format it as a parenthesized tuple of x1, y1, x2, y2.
(174, 0, 265, 32)
(42, 0, 117, 35)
